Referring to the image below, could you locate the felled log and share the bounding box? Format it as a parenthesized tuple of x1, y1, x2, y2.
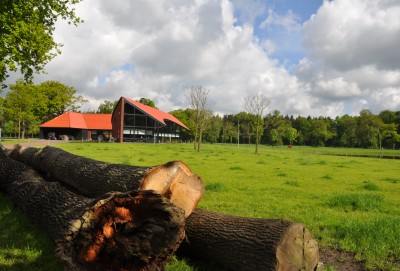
(6, 145, 204, 217)
(0, 148, 185, 271)
(179, 209, 322, 271)
(5, 145, 322, 270)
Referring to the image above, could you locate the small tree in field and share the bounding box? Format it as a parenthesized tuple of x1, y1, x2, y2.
(284, 127, 298, 146)
(244, 93, 270, 154)
(186, 85, 211, 152)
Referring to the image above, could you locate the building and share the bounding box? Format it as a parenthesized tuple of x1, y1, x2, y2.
(112, 96, 188, 142)
(39, 96, 189, 142)
(39, 112, 112, 140)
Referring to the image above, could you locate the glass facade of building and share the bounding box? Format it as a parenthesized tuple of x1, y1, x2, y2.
(122, 102, 181, 142)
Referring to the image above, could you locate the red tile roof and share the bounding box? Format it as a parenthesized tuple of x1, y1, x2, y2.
(83, 114, 112, 130)
(40, 112, 112, 130)
(124, 97, 189, 130)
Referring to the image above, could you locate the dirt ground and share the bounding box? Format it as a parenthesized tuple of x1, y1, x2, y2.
(1, 139, 68, 148)
(1, 140, 367, 270)
(319, 246, 365, 271)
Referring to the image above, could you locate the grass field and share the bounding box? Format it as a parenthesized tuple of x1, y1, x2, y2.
(1, 143, 399, 270)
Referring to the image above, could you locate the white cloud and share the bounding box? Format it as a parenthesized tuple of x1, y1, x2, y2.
(314, 77, 362, 100)
(370, 87, 400, 112)
(299, 0, 400, 115)
(4, 0, 399, 118)
(303, 0, 400, 71)
(260, 9, 300, 30)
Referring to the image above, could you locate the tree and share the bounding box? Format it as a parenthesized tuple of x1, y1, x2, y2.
(0, 0, 83, 87)
(292, 116, 311, 145)
(309, 118, 333, 146)
(138, 98, 157, 108)
(3, 80, 86, 139)
(204, 115, 223, 143)
(169, 108, 194, 142)
(244, 93, 270, 153)
(36, 81, 87, 122)
(97, 100, 118, 114)
(381, 123, 400, 150)
(236, 112, 254, 145)
(221, 119, 236, 144)
(264, 110, 293, 145)
(356, 109, 383, 148)
(283, 127, 298, 146)
(3, 80, 35, 139)
(186, 85, 211, 152)
(336, 115, 358, 147)
(270, 128, 282, 146)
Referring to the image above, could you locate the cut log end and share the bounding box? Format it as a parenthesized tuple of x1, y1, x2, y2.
(57, 190, 185, 271)
(276, 223, 320, 271)
(141, 161, 204, 217)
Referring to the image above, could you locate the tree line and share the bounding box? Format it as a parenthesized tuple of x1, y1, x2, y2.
(171, 107, 400, 150)
(1, 81, 399, 150)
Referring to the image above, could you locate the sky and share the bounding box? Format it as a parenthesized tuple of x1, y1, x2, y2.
(9, 0, 400, 117)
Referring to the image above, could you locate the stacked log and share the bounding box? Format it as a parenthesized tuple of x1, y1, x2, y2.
(180, 209, 322, 271)
(0, 147, 185, 271)
(3, 144, 323, 271)
(6, 145, 204, 217)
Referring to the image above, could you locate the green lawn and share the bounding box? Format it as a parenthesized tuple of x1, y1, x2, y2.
(1, 143, 399, 270)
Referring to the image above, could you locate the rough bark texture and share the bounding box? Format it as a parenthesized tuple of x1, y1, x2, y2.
(6, 145, 204, 217)
(179, 209, 322, 271)
(5, 145, 151, 197)
(0, 148, 185, 271)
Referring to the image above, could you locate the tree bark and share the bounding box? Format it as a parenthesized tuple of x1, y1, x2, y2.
(6, 145, 204, 217)
(179, 209, 322, 271)
(0, 148, 185, 271)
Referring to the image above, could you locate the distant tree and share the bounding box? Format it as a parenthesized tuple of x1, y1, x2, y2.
(2, 120, 17, 137)
(336, 115, 358, 147)
(381, 123, 400, 149)
(186, 85, 211, 152)
(221, 120, 236, 144)
(244, 93, 270, 153)
(292, 116, 311, 145)
(236, 112, 254, 145)
(264, 110, 292, 145)
(283, 127, 298, 146)
(0, 0, 83, 87)
(3, 80, 35, 139)
(309, 118, 333, 146)
(97, 100, 118, 114)
(169, 108, 194, 142)
(36, 81, 87, 122)
(3, 80, 87, 139)
(379, 110, 396, 124)
(138, 98, 157, 109)
(356, 109, 383, 148)
(270, 129, 282, 146)
(204, 115, 223, 143)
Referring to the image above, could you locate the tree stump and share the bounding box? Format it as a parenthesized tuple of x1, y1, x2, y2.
(179, 209, 322, 271)
(0, 148, 185, 271)
(6, 145, 204, 217)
